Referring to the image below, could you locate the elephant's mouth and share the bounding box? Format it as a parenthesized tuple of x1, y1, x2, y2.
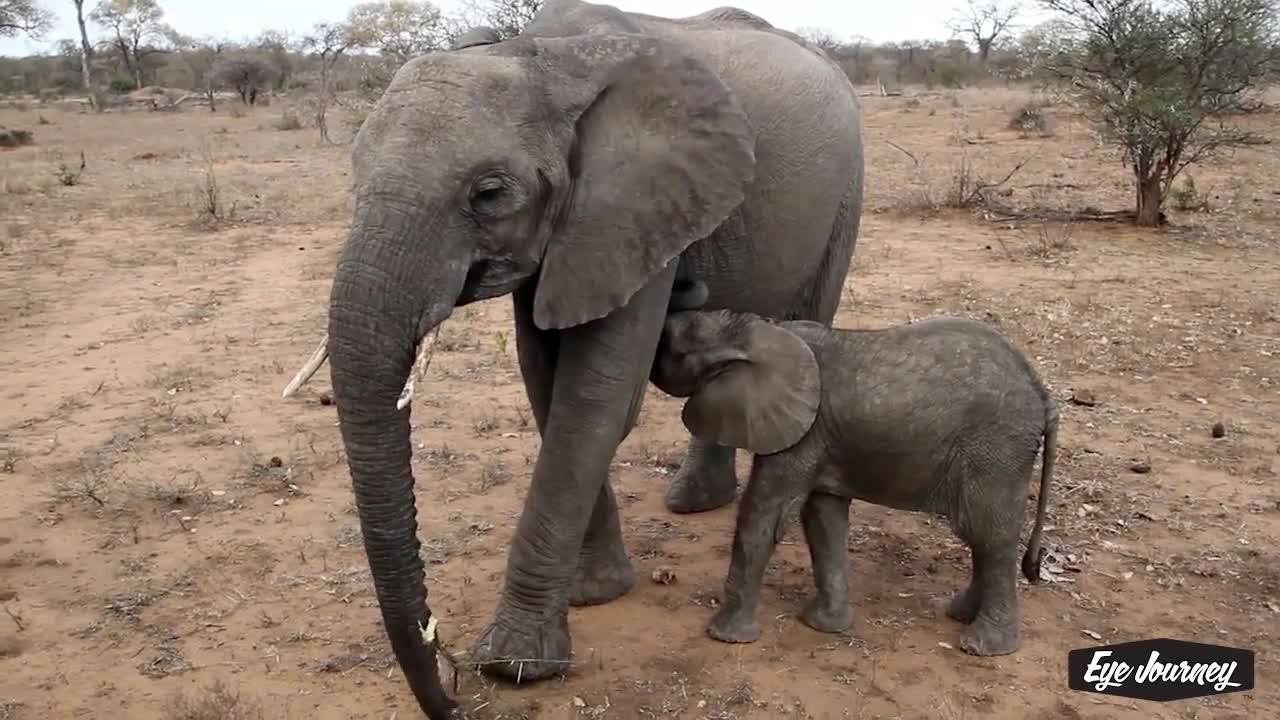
(459, 256, 533, 304)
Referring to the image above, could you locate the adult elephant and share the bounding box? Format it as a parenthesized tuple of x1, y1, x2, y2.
(284, 1, 863, 717)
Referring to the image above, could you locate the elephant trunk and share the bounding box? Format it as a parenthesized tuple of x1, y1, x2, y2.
(327, 199, 468, 720)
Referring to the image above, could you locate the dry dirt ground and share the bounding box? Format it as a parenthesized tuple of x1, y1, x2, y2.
(2, 87, 1278, 720)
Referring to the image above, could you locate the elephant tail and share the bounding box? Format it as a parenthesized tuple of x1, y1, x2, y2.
(1020, 402, 1058, 584)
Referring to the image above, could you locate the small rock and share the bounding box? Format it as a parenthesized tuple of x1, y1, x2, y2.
(1071, 389, 1098, 407)
(1130, 460, 1152, 474)
(1083, 629, 1103, 641)
(269, 456, 283, 468)
(319, 394, 333, 406)
(1211, 422, 1225, 439)
(210, 490, 226, 497)
(937, 641, 955, 650)
(650, 567, 677, 585)
(273, 498, 285, 507)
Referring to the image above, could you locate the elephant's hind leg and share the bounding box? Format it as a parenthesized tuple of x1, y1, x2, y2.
(798, 491, 853, 633)
(512, 284, 636, 608)
(956, 538, 1021, 656)
(950, 450, 1032, 656)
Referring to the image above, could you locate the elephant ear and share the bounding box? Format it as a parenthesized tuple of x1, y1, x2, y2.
(531, 35, 756, 330)
(681, 320, 820, 455)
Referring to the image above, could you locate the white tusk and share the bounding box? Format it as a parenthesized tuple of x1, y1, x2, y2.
(282, 332, 329, 398)
(396, 327, 440, 410)
(420, 616, 438, 644)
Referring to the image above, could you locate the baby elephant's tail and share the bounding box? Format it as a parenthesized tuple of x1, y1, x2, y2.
(1020, 404, 1059, 584)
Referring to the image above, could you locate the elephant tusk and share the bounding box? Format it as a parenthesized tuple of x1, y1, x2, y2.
(397, 326, 441, 410)
(282, 332, 330, 398)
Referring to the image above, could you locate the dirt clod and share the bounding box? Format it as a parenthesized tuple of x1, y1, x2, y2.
(1212, 422, 1226, 438)
(1130, 460, 1152, 474)
(1070, 388, 1098, 407)
(319, 393, 333, 406)
(268, 456, 283, 468)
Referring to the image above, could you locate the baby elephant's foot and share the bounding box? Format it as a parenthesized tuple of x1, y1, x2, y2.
(945, 587, 981, 624)
(959, 615, 1020, 656)
(706, 605, 761, 644)
(800, 596, 853, 634)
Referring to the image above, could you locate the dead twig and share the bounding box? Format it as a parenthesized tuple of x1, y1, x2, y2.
(4, 605, 24, 631)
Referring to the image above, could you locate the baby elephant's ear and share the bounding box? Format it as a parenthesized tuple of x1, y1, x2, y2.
(681, 321, 820, 455)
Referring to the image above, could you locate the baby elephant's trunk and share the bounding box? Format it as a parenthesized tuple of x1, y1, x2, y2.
(1020, 405, 1059, 584)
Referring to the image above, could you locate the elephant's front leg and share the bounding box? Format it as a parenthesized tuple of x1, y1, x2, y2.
(510, 284, 638, 608)
(707, 454, 811, 643)
(471, 267, 676, 682)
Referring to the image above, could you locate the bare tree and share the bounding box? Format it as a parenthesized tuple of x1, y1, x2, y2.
(795, 26, 843, 53)
(69, 0, 103, 110)
(1039, 0, 1279, 226)
(254, 29, 294, 91)
(460, 0, 541, 39)
(345, 0, 450, 89)
(949, 0, 1020, 65)
(1, 0, 52, 37)
(302, 21, 359, 143)
(347, 0, 449, 63)
(168, 34, 226, 110)
(215, 53, 274, 105)
(91, 0, 171, 89)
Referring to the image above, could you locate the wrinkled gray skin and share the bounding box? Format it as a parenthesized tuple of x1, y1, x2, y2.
(321, 0, 862, 716)
(651, 311, 1058, 656)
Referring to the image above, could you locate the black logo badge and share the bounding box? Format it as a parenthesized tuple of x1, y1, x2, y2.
(1068, 638, 1255, 701)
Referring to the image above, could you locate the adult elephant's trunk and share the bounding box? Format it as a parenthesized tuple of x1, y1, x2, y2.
(326, 196, 469, 720)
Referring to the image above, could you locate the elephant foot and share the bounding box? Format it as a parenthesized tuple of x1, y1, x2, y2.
(945, 586, 981, 624)
(470, 608, 572, 683)
(569, 551, 636, 607)
(706, 605, 761, 644)
(959, 614, 1020, 656)
(665, 454, 738, 514)
(800, 596, 853, 634)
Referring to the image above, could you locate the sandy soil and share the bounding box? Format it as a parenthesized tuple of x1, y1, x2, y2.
(1, 87, 1277, 720)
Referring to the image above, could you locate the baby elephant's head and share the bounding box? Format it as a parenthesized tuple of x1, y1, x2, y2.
(652, 310, 821, 455)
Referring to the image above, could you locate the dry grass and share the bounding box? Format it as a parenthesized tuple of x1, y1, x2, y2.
(164, 679, 264, 720)
(0, 84, 1276, 720)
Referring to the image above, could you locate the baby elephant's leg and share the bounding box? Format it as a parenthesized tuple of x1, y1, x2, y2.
(951, 462, 1030, 656)
(707, 455, 806, 644)
(799, 492, 853, 633)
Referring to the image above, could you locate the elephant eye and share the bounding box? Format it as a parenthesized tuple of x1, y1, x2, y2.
(468, 175, 515, 215)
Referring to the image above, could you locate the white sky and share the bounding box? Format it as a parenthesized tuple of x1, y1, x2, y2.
(0, 1, 1056, 56)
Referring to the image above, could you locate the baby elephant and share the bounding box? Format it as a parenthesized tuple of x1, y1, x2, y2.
(650, 310, 1058, 656)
